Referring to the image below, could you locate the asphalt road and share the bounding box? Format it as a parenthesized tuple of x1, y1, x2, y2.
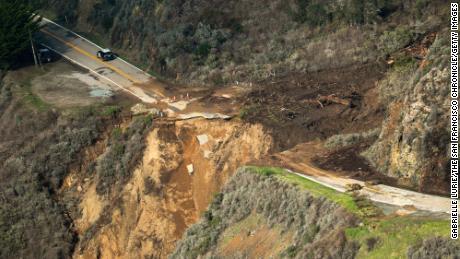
(37, 18, 160, 103)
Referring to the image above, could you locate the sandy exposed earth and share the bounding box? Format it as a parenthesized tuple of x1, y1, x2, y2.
(30, 61, 119, 107)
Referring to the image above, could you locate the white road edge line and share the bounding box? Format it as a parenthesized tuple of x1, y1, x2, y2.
(41, 17, 153, 78)
(284, 169, 449, 213)
(41, 43, 154, 103)
(288, 170, 346, 192)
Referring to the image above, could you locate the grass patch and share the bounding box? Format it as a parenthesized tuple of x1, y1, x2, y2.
(15, 69, 51, 111)
(21, 88, 50, 111)
(346, 216, 451, 258)
(247, 166, 360, 214)
(238, 104, 260, 120)
(247, 166, 451, 258)
(100, 105, 121, 117)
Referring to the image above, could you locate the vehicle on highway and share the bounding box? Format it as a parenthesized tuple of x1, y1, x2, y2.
(38, 48, 52, 63)
(97, 48, 116, 61)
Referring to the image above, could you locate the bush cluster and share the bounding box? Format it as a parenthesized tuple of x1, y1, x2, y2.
(96, 115, 154, 195)
(407, 236, 460, 259)
(0, 0, 41, 68)
(324, 128, 380, 149)
(0, 107, 109, 258)
(171, 167, 359, 258)
(39, 0, 446, 86)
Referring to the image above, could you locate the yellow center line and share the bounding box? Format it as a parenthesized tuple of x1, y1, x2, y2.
(41, 28, 141, 84)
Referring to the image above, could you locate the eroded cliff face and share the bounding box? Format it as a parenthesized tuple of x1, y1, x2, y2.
(364, 32, 450, 194)
(64, 118, 273, 259)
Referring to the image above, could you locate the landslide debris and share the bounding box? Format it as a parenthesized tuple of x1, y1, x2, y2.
(68, 118, 273, 259)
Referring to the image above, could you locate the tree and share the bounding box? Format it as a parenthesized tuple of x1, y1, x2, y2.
(0, 0, 42, 68)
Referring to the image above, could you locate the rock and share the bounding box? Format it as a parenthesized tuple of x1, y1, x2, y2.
(197, 134, 209, 145)
(187, 164, 194, 175)
(364, 179, 381, 186)
(345, 183, 363, 192)
(203, 150, 212, 158)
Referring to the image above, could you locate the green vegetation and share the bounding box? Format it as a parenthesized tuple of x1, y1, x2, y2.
(39, 0, 446, 87)
(100, 105, 121, 117)
(249, 166, 455, 258)
(0, 0, 42, 68)
(0, 89, 109, 257)
(346, 217, 451, 258)
(21, 86, 49, 111)
(249, 166, 360, 213)
(173, 167, 360, 258)
(324, 128, 380, 149)
(95, 115, 154, 195)
(13, 68, 51, 111)
(238, 105, 259, 119)
(195, 42, 212, 57)
(293, 0, 428, 27)
(378, 26, 416, 55)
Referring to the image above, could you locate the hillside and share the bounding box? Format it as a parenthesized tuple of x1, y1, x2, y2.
(39, 0, 451, 193)
(172, 167, 458, 258)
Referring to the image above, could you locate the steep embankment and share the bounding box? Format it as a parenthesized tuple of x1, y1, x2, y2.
(172, 167, 458, 259)
(66, 119, 273, 259)
(0, 69, 123, 259)
(363, 30, 450, 194)
(172, 167, 360, 258)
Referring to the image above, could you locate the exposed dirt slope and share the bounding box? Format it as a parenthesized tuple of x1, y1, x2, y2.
(67, 119, 273, 259)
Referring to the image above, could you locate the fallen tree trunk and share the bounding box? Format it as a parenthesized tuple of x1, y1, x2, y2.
(302, 94, 351, 107)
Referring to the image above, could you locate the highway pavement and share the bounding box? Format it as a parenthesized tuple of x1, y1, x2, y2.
(37, 18, 161, 103)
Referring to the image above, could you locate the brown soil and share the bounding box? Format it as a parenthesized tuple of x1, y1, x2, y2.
(217, 214, 293, 258)
(240, 62, 386, 151)
(312, 142, 397, 186)
(69, 118, 273, 259)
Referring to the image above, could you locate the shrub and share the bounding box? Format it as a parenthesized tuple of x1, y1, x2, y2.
(195, 42, 211, 57)
(324, 128, 380, 149)
(96, 115, 154, 195)
(100, 105, 121, 117)
(172, 168, 359, 258)
(378, 27, 416, 55)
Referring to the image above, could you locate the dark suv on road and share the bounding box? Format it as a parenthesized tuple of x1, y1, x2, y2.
(97, 49, 116, 61)
(38, 48, 52, 63)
